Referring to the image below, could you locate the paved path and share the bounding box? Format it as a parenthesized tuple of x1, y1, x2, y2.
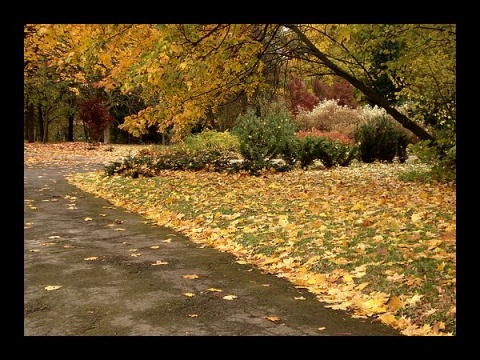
(24, 162, 402, 336)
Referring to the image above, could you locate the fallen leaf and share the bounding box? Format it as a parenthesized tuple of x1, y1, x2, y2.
(183, 292, 195, 297)
(318, 327, 326, 331)
(264, 316, 280, 322)
(406, 294, 424, 307)
(294, 296, 306, 300)
(187, 314, 199, 318)
(355, 282, 370, 291)
(183, 274, 199, 279)
(207, 288, 223, 292)
(151, 260, 168, 266)
(411, 212, 422, 222)
(114, 228, 126, 231)
(387, 296, 404, 312)
(84, 256, 99, 261)
(84, 217, 93, 221)
(48, 235, 61, 239)
(378, 313, 397, 326)
(223, 295, 237, 300)
(45, 285, 62, 291)
(150, 245, 160, 249)
(130, 253, 142, 257)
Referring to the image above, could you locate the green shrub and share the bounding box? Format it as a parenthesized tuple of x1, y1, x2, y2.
(295, 135, 357, 169)
(354, 116, 409, 163)
(297, 135, 324, 168)
(409, 135, 456, 184)
(183, 130, 240, 155)
(232, 102, 298, 171)
(316, 140, 358, 168)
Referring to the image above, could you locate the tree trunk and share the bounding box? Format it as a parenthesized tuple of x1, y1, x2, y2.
(284, 24, 436, 143)
(67, 112, 74, 142)
(25, 100, 35, 143)
(37, 103, 45, 143)
(103, 123, 111, 144)
(82, 121, 89, 142)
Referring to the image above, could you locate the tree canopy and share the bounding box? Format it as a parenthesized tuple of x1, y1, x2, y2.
(24, 24, 456, 142)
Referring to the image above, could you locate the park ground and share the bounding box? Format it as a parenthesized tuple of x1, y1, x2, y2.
(23, 142, 456, 336)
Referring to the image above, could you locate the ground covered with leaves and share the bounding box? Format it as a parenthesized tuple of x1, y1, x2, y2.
(25, 142, 456, 336)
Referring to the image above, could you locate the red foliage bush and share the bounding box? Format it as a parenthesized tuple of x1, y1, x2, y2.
(312, 77, 359, 108)
(79, 97, 114, 142)
(295, 129, 355, 145)
(288, 75, 319, 115)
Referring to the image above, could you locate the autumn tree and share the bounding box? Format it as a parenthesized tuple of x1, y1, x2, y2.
(27, 24, 455, 147)
(24, 25, 86, 142)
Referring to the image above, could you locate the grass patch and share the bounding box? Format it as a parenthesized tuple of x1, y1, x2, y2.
(67, 161, 456, 336)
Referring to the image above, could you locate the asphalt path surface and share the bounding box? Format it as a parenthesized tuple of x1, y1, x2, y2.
(23, 160, 403, 336)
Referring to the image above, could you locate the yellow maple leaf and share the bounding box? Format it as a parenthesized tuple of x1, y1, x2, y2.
(84, 256, 98, 261)
(183, 274, 199, 279)
(406, 294, 424, 307)
(222, 295, 237, 300)
(207, 288, 223, 292)
(360, 293, 389, 314)
(387, 296, 404, 312)
(351, 202, 365, 211)
(150, 245, 160, 249)
(411, 212, 422, 223)
(264, 316, 280, 322)
(378, 313, 397, 326)
(84, 217, 93, 221)
(278, 215, 289, 226)
(386, 272, 405, 283)
(355, 282, 370, 291)
(388, 219, 402, 232)
(183, 292, 195, 297)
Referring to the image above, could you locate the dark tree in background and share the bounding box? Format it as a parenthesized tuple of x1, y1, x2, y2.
(370, 40, 403, 105)
(79, 97, 114, 143)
